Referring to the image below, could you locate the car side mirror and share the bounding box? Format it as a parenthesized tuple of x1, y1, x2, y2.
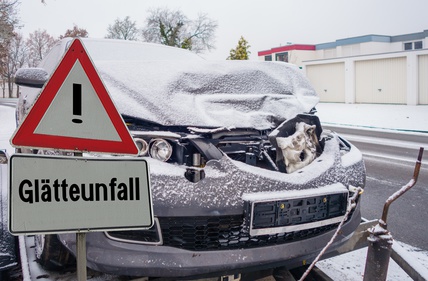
(14, 68, 49, 88)
(0, 149, 8, 164)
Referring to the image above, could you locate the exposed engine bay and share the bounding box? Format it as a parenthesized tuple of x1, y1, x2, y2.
(127, 114, 325, 180)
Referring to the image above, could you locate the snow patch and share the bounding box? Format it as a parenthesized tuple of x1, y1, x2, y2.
(242, 182, 346, 202)
(94, 59, 318, 130)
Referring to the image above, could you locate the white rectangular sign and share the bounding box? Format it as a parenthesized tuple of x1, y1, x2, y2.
(9, 154, 153, 235)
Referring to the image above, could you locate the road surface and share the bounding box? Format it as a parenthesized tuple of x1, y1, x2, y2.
(324, 125, 428, 251)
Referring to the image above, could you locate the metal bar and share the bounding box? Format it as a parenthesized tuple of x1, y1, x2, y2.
(363, 229, 393, 281)
(363, 147, 424, 281)
(381, 147, 424, 225)
(75, 151, 87, 281)
(76, 232, 87, 281)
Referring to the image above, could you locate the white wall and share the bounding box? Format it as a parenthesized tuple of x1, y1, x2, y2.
(303, 49, 428, 105)
(306, 63, 345, 102)
(288, 50, 317, 66)
(419, 54, 428, 104)
(355, 57, 407, 104)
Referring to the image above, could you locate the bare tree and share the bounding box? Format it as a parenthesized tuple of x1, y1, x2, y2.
(0, 0, 19, 50)
(142, 7, 217, 53)
(0, 0, 20, 97)
(142, 8, 188, 46)
(26, 29, 57, 67)
(105, 16, 139, 40)
(60, 24, 89, 39)
(186, 13, 217, 53)
(1, 32, 26, 97)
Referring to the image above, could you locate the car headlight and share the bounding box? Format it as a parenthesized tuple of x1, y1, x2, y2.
(149, 138, 172, 161)
(134, 138, 149, 156)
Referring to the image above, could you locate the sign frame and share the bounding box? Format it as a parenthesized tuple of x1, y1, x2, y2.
(9, 153, 153, 235)
(10, 38, 138, 155)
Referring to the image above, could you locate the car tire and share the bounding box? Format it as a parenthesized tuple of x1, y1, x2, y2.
(34, 234, 75, 271)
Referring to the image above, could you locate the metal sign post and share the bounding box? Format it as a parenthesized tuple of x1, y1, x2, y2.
(74, 152, 87, 281)
(76, 232, 87, 281)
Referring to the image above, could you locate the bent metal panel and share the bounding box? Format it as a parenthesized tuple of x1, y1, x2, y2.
(9, 154, 153, 235)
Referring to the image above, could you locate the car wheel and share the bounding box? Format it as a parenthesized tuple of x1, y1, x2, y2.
(34, 234, 75, 270)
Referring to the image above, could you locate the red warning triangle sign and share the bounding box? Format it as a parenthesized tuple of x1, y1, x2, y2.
(11, 38, 138, 155)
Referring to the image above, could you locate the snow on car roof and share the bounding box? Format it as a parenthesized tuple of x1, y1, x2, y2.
(68, 39, 320, 130)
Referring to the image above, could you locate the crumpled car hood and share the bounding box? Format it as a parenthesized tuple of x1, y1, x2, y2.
(94, 60, 319, 130)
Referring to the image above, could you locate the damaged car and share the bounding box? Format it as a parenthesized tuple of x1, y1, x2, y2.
(14, 38, 366, 278)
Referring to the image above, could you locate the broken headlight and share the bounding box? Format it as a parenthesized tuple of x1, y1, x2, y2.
(149, 138, 173, 161)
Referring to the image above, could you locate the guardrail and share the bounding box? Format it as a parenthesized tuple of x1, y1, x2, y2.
(323, 124, 428, 145)
(323, 124, 428, 163)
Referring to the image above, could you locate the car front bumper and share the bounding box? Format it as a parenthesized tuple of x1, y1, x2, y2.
(59, 202, 361, 277)
(57, 133, 365, 277)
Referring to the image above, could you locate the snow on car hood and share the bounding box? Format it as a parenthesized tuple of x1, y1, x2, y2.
(94, 59, 319, 130)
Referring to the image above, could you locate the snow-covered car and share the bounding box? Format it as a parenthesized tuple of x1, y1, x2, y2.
(14, 38, 366, 278)
(0, 150, 18, 276)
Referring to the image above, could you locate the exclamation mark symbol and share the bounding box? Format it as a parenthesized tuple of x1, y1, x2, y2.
(72, 83, 83, 124)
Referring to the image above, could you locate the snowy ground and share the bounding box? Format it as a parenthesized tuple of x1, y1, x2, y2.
(316, 103, 428, 133)
(317, 242, 428, 281)
(1, 102, 428, 280)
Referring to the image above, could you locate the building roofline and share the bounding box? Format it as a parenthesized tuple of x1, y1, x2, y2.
(391, 29, 428, 42)
(258, 44, 315, 56)
(316, 34, 391, 50)
(316, 30, 428, 50)
(258, 29, 428, 54)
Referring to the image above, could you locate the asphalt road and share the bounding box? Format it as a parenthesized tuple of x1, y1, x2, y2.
(324, 125, 428, 251)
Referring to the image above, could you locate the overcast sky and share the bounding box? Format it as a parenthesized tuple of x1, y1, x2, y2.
(17, 0, 428, 60)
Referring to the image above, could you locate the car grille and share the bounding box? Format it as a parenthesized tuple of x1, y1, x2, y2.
(107, 213, 350, 251)
(158, 216, 341, 251)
